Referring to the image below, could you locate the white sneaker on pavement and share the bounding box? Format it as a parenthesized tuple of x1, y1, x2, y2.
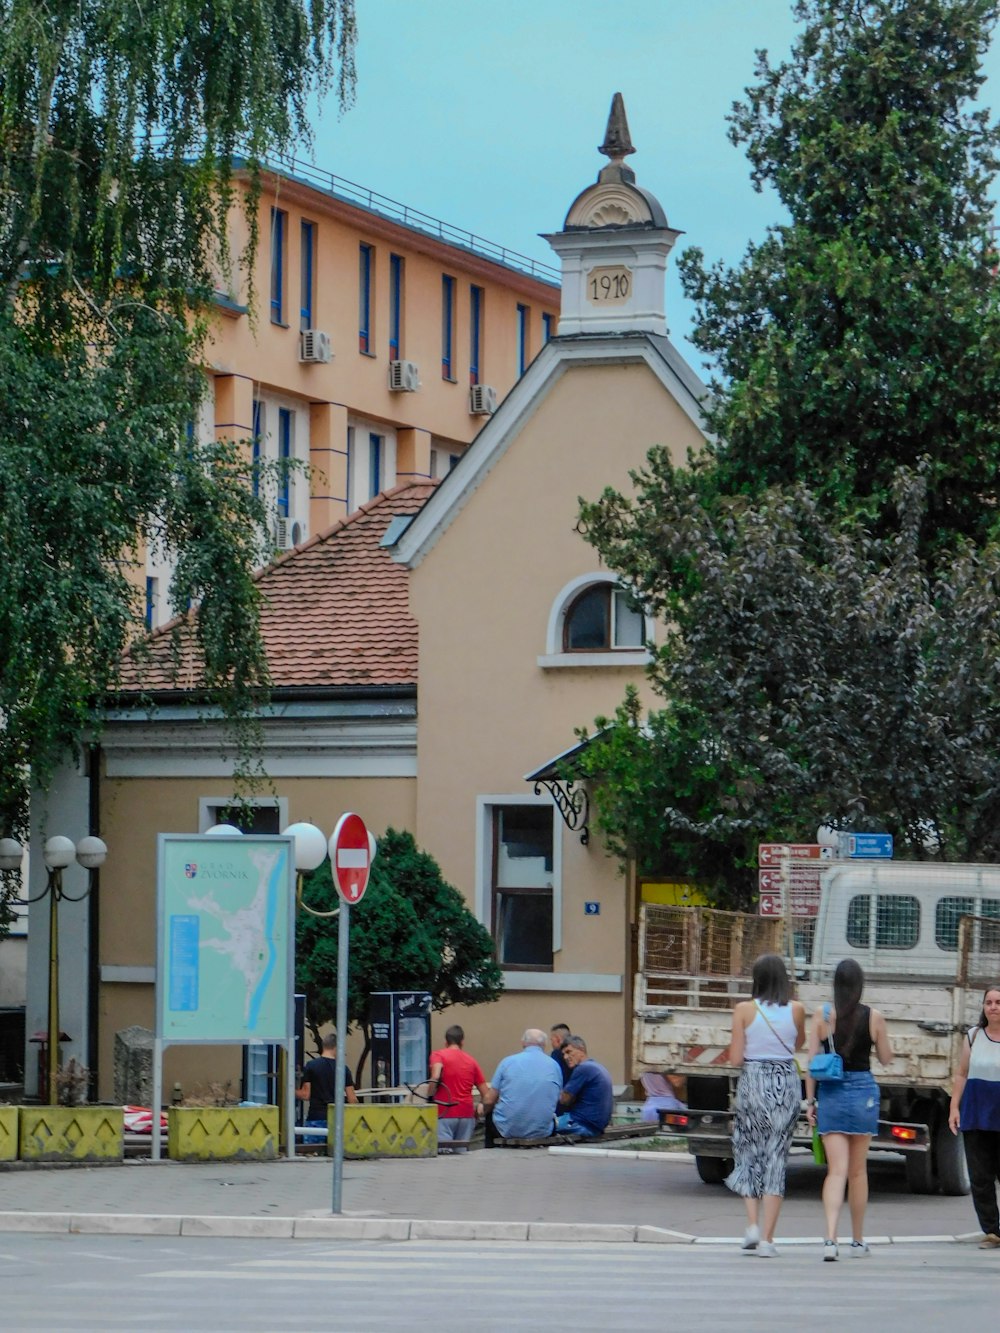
(741, 1225, 760, 1251)
(823, 1240, 839, 1261)
(757, 1240, 778, 1258)
(849, 1241, 870, 1256)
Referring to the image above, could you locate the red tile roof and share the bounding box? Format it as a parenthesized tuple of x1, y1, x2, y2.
(121, 482, 435, 695)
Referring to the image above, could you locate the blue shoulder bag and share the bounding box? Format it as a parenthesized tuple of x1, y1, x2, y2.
(808, 1004, 844, 1082)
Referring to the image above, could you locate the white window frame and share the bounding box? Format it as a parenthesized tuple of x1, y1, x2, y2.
(538, 572, 654, 669)
(475, 793, 562, 958)
(199, 795, 289, 833)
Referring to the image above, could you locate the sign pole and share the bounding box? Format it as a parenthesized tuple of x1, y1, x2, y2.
(332, 898, 350, 1214)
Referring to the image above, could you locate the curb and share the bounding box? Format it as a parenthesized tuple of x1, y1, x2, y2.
(0, 1212, 983, 1245)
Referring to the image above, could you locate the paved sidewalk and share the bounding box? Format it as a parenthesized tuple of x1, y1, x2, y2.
(0, 1145, 984, 1245)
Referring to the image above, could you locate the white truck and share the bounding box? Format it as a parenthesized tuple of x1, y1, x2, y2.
(632, 860, 1000, 1194)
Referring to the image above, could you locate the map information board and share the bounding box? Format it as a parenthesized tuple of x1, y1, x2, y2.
(156, 834, 294, 1043)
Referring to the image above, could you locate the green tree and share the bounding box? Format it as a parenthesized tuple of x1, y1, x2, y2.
(295, 829, 503, 1081)
(578, 462, 1000, 905)
(678, 0, 1000, 547)
(0, 1, 357, 925)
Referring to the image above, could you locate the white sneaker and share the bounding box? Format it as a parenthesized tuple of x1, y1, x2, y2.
(757, 1240, 778, 1258)
(741, 1225, 760, 1251)
(849, 1241, 870, 1257)
(823, 1240, 839, 1262)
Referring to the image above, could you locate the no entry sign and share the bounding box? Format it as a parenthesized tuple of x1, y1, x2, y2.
(329, 812, 372, 905)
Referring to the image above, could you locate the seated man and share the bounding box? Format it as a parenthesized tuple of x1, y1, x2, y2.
(482, 1028, 562, 1146)
(556, 1036, 613, 1138)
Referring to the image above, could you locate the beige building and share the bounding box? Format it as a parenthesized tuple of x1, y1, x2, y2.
(27, 99, 708, 1098)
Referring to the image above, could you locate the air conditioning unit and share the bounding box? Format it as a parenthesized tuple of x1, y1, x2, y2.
(388, 359, 421, 392)
(299, 329, 332, 364)
(469, 384, 497, 415)
(273, 518, 305, 551)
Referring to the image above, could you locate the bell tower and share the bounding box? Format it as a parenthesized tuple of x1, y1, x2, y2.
(543, 94, 681, 336)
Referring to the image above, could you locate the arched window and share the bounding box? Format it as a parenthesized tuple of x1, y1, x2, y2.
(539, 573, 652, 668)
(563, 583, 645, 652)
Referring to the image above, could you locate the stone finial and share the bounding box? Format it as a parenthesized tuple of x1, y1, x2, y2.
(599, 93, 635, 162)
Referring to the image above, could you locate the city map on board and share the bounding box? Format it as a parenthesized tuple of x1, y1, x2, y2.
(157, 835, 293, 1042)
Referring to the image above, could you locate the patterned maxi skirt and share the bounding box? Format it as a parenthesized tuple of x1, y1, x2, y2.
(725, 1059, 801, 1199)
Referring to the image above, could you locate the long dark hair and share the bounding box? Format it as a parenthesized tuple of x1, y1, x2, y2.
(977, 984, 1000, 1029)
(832, 957, 865, 1056)
(752, 953, 791, 1005)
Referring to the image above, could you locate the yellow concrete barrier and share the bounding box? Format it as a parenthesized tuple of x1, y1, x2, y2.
(167, 1106, 279, 1161)
(19, 1106, 124, 1163)
(0, 1106, 18, 1161)
(341, 1104, 437, 1158)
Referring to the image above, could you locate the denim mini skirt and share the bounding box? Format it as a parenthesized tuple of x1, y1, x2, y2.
(817, 1069, 879, 1136)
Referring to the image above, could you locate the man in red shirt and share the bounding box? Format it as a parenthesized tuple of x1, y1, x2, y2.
(428, 1025, 490, 1153)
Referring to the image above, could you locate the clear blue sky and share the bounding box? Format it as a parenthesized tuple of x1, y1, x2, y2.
(307, 0, 1000, 368)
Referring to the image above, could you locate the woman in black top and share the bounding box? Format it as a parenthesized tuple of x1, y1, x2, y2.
(805, 958, 893, 1261)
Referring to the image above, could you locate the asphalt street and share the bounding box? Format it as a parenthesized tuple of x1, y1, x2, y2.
(1, 1234, 996, 1332)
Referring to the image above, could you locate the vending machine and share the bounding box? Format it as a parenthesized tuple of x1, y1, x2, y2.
(368, 991, 432, 1095)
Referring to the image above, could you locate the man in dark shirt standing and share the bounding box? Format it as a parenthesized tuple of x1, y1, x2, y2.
(297, 1032, 358, 1139)
(556, 1036, 613, 1138)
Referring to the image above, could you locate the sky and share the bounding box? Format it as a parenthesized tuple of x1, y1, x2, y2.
(303, 0, 1000, 371)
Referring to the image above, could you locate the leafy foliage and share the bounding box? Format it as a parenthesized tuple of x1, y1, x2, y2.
(295, 829, 503, 1078)
(579, 462, 1000, 904)
(576, 1, 1000, 905)
(678, 0, 1000, 548)
(0, 1, 356, 922)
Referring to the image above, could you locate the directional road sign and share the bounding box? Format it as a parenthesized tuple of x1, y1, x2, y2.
(757, 843, 822, 865)
(330, 812, 372, 904)
(759, 891, 821, 918)
(758, 867, 823, 893)
(837, 832, 894, 860)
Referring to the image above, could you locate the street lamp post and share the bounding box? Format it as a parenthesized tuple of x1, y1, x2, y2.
(0, 833, 107, 1103)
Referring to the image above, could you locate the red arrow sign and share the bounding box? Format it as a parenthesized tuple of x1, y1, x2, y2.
(758, 843, 822, 865)
(758, 867, 823, 892)
(758, 891, 821, 918)
(330, 812, 371, 905)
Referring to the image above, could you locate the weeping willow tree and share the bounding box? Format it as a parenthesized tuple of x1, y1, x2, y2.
(0, 2, 357, 900)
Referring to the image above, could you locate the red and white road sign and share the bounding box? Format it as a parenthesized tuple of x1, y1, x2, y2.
(330, 812, 372, 905)
(757, 842, 822, 865)
(758, 866, 823, 893)
(758, 891, 821, 918)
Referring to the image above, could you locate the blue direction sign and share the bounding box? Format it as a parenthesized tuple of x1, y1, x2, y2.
(838, 832, 893, 859)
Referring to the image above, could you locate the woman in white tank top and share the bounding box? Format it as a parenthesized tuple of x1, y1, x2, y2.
(726, 953, 806, 1257)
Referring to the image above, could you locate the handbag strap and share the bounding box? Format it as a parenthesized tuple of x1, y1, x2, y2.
(754, 1000, 796, 1057)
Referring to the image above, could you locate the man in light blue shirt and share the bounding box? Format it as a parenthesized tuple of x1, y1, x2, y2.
(483, 1028, 562, 1145)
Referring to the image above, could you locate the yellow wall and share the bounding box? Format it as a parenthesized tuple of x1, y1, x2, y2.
(407, 359, 704, 1081)
(97, 770, 415, 1100)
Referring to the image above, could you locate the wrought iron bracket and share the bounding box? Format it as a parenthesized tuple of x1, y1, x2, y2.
(533, 779, 590, 845)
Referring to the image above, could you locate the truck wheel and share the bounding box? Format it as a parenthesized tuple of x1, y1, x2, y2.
(934, 1124, 970, 1196)
(695, 1155, 733, 1185)
(904, 1147, 937, 1194)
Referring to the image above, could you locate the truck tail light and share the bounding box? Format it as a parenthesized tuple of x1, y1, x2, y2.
(890, 1125, 918, 1141)
(662, 1113, 689, 1128)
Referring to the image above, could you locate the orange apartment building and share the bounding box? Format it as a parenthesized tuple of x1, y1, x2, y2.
(144, 156, 560, 626)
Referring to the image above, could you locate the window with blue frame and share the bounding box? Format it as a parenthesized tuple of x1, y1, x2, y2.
(277, 408, 292, 517)
(441, 274, 455, 379)
(516, 303, 529, 375)
(389, 254, 403, 359)
(145, 577, 157, 630)
(300, 220, 315, 331)
(469, 285, 483, 386)
(542, 312, 554, 343)
(251, 399, 264, 497)
(369, 433, 383, 498)
(359, 244, 373, 353)
(270, 208, 287, 324)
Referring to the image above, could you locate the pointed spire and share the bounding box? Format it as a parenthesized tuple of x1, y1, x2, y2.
(599, 93, 635, 162)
